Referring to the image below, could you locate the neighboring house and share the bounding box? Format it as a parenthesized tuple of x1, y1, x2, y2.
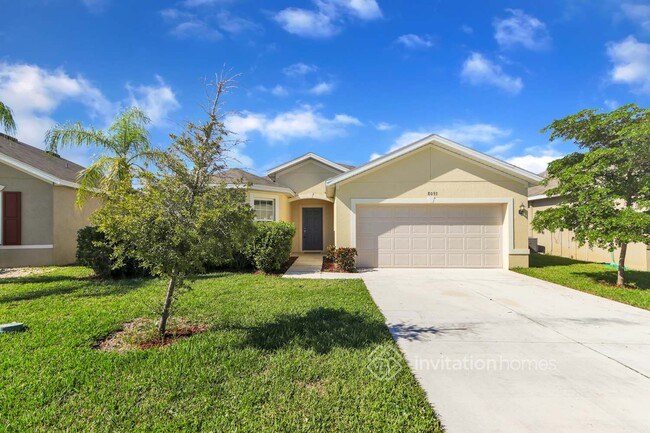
(0, 133, 98, 267)
(222, 134, 541, 269)
(528, 172, 650, 271)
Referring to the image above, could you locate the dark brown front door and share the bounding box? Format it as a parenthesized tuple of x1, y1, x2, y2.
(302, 207, 323, 251)
(2, 191, 21, 245)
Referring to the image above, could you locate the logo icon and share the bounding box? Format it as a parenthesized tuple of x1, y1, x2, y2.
(367, 344, 403, 380)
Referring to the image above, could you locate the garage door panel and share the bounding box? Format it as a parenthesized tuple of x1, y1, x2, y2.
(357, 204, 503, 268)
(394, 238, 411, 250)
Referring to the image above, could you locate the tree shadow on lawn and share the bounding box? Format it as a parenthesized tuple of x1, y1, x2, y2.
(0, 276, 151, 304)
(574, 270, 650, 290)
(528, 254, 587, 268)
(230, 307, 391, 354)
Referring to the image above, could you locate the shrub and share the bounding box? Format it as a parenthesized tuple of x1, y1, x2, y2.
(333, 247, 358, 272)
(245, 221, 296, 273)
(76, 226, 147, 278)
(324, 245, 337, 262)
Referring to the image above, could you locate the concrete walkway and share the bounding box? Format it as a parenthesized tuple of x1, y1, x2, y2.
(283, 254, 361, 279)
(361, 268, 650, 433)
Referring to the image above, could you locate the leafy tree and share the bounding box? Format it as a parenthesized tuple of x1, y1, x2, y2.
(93, 76, 255, 333)
(533, 104, 650, 286)
(0, 101, 16, 135)
(45, 107, 152, 206)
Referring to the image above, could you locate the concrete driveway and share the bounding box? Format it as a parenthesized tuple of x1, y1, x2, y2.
(361, 268, 650, 433)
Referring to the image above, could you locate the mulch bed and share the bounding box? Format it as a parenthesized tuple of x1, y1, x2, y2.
(95, 318, 208, 352)
(321, 258, 349, 273)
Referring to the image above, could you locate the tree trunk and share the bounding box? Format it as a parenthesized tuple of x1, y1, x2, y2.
(617, 243, 628, 287)
(159, 276, 176, 334)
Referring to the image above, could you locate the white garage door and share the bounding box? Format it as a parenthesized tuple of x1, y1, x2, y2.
(356, 205, 503, 268)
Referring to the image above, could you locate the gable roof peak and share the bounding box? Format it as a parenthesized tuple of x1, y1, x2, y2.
(266, 152, 352, 176)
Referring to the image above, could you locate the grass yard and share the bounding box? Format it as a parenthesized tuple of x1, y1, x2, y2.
(0, 267, 441, 433)
(514, 254, 650, 310)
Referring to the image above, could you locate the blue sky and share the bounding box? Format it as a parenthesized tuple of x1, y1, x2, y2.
(1, 0, 649, 174)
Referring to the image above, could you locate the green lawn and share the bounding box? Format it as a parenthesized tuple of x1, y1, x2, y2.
(0, 267, 440, 432)
(514, 254, 650, 310)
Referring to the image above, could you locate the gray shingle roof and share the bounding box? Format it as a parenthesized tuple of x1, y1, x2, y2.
(528, 171, 559, 197)
(217, 168, 277, 186)
(0, 133, 85, 183)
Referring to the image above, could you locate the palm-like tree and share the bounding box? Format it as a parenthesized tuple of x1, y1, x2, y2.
(45, 107, 152, 206)
(0, 101, 16, 135)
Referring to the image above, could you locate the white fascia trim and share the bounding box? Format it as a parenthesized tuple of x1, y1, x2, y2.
(267, 153, 350, 176)
(528, 194, 560, 202)
(349, 198, 527, 268)
(326, 134, 543, 187)
(224, 183, 295, 196)
(288, 194, 334, 203)
(0, 152, 80, 188)
(0, 244, 54, 250)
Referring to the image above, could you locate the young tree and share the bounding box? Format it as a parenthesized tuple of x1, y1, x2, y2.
(533, 104, 650, 286)
(93, 75, 255, 334)
(0, 101, 16, 135)
(45, 108, 152, 205)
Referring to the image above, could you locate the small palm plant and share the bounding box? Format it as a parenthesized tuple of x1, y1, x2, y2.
(45, 107, 152, 206)
(0, 101, 16, 135)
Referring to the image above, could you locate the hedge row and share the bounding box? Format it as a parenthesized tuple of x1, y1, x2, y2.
(77, 221, 296, 278)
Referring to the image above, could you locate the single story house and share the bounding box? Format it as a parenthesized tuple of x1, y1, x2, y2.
(0, 133, 98, 267)
(528, 174, 650, 271)
(222, 134, 542, 269)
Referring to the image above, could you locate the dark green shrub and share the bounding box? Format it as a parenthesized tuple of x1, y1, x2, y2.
(324, 245, 336, 262)
(76, 226, 147, 278)
(334, 247, 357, 272)
(245, 221, 296, 273)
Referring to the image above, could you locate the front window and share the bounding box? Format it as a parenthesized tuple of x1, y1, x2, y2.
(253, 199, 275, 221)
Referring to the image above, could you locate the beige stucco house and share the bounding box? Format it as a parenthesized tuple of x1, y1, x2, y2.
(223, 134, 542, 269)
(0, 133, 98, 267)
(528, 174, 650, 271)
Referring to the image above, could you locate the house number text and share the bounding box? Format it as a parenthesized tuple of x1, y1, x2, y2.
(427, 191, 438, 197)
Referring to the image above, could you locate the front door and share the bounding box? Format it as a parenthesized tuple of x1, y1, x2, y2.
(302, 207, 323, 251)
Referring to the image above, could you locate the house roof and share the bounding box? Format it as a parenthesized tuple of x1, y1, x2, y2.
(267, 152, 352, 176)
(217, 168, 295, 195)
(0, 133, 85, 187)
(325, 134, 543, 189)
(528, 171, 559, 200)
(218, 168, 277, 187)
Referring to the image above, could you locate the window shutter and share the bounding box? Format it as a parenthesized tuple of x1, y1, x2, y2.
(2, 191, 21, 245)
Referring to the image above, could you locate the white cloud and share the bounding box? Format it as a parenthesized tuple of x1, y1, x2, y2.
(0, 62, 115, 146)
(494, 9, 550, 50)
(226, 106, 362, 142)
(373, 121, 395, 131)
(283, 62, 318, 76)
(460, 24, 473, 34)
(604, 99, 620, 110)
(461, 52, 523, 94)
(369, 123, 513, 161)
(606, 36, 650, 94)
(274, 8, 338, 38)
(216, 12, 260, 35)
(127, 76, 180, 127)
(622, 3, 650, 31)
(256, 84, 289, 97)
(436, 123, 512, 145)
(507, 148, 562, 174)
(334, 0, 382, 20)
(161, 9, 222, 40)
(395, 34, 433, 49)
(82, 0, 107, 11)
(274, 0, 382, 38)
(486, 142, 514, 156)
(309, 81, 335, 95)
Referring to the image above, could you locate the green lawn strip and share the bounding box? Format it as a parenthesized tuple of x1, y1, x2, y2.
(513, 254, 650, 310)
(0, 268, 441, 432)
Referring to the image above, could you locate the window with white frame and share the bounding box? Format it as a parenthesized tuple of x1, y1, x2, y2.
(253, 199, 275, 221)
